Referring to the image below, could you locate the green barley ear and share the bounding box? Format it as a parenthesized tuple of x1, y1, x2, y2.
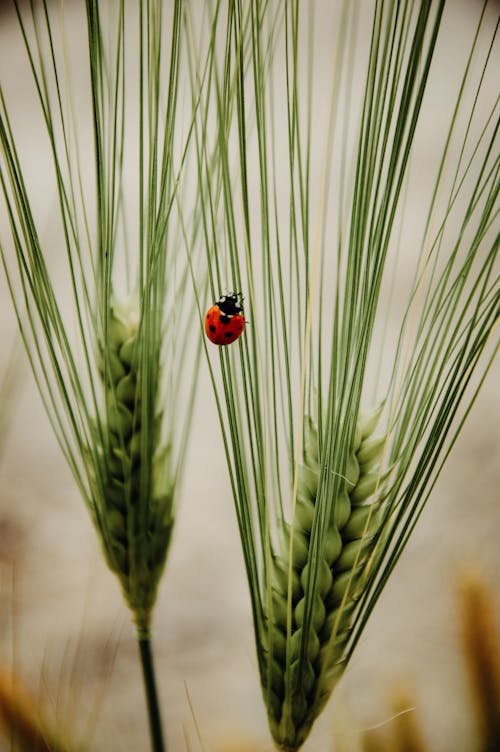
(263, 409, 386, 748)
(0, 1, 211, 748)
(91, 293, 174, 633)
(192, 1, 498, 749)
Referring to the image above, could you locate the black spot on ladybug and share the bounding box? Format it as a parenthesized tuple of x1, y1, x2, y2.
(238, 324, 243, 330)
(220, 314, 231, 325)
(209, 325, 216, 333)
(224, 332, 234, 339)
(206, 313, 210, 319)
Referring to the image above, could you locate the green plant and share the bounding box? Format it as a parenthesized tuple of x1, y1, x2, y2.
(188, 1, 499, 750)
(0, 1, 208, 749)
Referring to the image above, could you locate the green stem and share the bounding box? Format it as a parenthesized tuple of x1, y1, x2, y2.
(137, 631, 166, 752)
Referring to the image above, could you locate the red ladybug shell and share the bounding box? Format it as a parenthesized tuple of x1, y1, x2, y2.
(205, 293, 245, 346)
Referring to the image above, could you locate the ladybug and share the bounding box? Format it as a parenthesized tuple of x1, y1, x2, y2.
(205, 292, 246, 346)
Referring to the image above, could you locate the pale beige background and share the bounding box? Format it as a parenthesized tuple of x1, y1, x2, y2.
(0, 1, 499, 751)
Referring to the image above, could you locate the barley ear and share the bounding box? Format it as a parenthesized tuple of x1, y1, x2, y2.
(91, 293, 175, 633)
(261, 409, 385, 751)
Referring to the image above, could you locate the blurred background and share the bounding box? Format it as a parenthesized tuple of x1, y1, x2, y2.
(0, 1, 499, 751)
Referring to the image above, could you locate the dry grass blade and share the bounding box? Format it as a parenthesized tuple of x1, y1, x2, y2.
(0, 668, 70, 752)
(459, 572, 500, 752)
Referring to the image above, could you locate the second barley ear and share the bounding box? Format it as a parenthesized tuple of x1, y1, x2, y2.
(261, 407, 386, 751)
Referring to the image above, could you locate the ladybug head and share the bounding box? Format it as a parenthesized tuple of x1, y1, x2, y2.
(216, 292, 243, 316)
